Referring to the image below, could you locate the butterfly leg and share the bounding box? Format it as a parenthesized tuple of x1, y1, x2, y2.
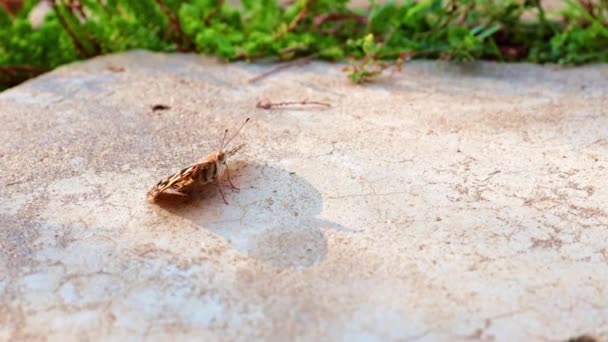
(216, 179, 229, 205)
(225, 167, 240, 192)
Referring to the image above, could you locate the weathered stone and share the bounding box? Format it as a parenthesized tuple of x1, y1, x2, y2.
(1, 51, 607, 341)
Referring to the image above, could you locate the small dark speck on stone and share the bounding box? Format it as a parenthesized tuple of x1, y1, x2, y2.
(436, 217, 442, 221)
(289, 171, 296, 175)
(152, 104, 170, 111)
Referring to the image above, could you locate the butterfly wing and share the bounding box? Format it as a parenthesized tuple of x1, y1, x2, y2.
(147, 163, 204, 201)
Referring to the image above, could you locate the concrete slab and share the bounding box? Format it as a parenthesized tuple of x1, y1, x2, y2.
(1, 51, 607, 341)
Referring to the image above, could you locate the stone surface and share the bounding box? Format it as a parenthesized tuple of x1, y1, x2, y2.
(1, 51, 607, 341)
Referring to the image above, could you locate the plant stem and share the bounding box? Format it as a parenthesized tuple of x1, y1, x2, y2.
(153, 0, 192, 51)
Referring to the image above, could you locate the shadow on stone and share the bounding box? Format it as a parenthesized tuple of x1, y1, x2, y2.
(154, 161, 352, 268)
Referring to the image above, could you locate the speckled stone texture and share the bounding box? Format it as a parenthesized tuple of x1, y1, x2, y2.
(1, 51, 607, 341)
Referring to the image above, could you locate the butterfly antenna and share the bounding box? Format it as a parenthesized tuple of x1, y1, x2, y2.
(218, 128, 228, 152)
(224, 118, 250, 147)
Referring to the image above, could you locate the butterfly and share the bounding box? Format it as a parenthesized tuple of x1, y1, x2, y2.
(147, 118, 249, 204)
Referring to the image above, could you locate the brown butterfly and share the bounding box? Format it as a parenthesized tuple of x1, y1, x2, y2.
(147, 118, 249, 204)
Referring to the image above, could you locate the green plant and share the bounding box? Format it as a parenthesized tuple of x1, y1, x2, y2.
(342, 33, 403, 83)
(0, 0, 607, 90)
(548, 0, 608, 63)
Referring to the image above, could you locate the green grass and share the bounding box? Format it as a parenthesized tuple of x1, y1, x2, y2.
(1, 0, 607, 89)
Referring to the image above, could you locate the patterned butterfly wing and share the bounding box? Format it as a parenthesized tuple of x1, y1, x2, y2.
(147, 162, 206, 200)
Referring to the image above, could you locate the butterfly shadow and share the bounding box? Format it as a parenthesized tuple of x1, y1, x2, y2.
(152, 161, 355, 269)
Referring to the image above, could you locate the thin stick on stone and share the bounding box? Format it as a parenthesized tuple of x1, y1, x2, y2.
(248, 55, 314, 84)
(256, 100, 331, 109)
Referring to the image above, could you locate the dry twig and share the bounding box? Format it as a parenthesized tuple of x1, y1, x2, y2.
(256, 99, 331, 109)
(248, 55, 314, 83)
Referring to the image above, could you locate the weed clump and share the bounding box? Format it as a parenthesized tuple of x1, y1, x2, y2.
(1, 0, 607, 88)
